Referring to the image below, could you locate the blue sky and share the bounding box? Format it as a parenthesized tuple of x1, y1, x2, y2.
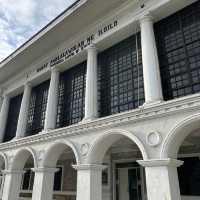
(0, 0, 76, 61)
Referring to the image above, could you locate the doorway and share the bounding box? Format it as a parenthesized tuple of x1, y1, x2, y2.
(115, 162, 144, 200)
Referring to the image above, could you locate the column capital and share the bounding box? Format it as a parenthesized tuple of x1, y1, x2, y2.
(137, 158, 183, 167)
(2, 169, 25, 175)
(24, 81, 32, 87)
(2, 93, 9, 99)
(139, 12, 154, 24)
(87, 43, 98, 52)
(72, 164, 107, 171)
(31, 167, 59, 173)
(51, 67, 59, 73)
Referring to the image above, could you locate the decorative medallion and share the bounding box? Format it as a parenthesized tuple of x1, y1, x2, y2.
(80, 143, 90, 156)
(146, 131, 162, 147)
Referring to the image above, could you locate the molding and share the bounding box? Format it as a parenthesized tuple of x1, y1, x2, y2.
(31, 167, 59, 173)
(72, 164, 107, 171)
(137, 159, 183, 167)
(2, 170, 25, 175)
(0, 94, 200, 151)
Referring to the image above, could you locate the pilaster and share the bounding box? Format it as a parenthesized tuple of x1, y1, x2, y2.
(1, 170, 24, 200)
(137, 159, 183, 200)
(32, 167, 58, 200)
(73, 164, 107, 200)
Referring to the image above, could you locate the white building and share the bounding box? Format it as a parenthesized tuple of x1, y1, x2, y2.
(0, 0, 200, 199)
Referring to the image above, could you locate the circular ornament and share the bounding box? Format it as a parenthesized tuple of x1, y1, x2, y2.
(80, 143, 90, 156)
(146, 131, 162, 147)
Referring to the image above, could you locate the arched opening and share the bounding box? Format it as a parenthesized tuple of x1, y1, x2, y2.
(11, 148, 36, 199)
(177, 128, 200, 200)
(87, 130, 147, 200)
(162, 115, 200, 200)
(43, 142, 79, 200)
(0, 154, 6, 198)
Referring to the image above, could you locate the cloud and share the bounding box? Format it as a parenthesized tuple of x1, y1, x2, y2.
(0, 0, 76, 62)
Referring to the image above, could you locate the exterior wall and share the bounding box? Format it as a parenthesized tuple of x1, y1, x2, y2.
(0, 0, 200, 200)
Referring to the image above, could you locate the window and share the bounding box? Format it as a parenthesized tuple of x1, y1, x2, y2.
(4, 94, 22, 142)
(21, 169, 34, 191)
(98, 33, 144, 117)
(54, 166, 63, 191)
(155, 1, 200, 100)
(26, 80, 49, 135)
(178, 157, 200, 196)
(56, 62, 86, 128)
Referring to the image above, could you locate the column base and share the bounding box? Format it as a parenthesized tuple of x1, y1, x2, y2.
(81, 117, 98, 123)
(141, 100, 163, 108)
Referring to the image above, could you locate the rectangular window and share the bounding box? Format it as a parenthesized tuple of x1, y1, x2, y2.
(56, 62, 86, 128)
(98, 33, 144, 117)
(26, 80, 49, 135)
(155, 1, 200, 100)
(4, 94, 22, 142)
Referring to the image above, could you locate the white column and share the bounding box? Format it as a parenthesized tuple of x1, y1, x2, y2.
(137, 159, 183, 200)
(44, 68, 59, 131)
(2, 170, 24, 200)
(84, 44, 98, 121)
(0, 96, 3, 112)
(0, 95, 10, 142)
(140, 14, 163, 105)
(32, 167, 58, 200)
(16, 83, 32, 138)
(73, 164, 106, 200)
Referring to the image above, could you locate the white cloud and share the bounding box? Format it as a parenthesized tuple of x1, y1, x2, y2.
(0, 0, 76, 62)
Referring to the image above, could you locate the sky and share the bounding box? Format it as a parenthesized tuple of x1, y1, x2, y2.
(0, 0, 76, 62)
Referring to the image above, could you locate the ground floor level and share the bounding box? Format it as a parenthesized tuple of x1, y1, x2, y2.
(0, 135, 200, 200)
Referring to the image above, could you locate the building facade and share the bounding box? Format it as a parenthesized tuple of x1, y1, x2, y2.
(0, 0, 200, 200)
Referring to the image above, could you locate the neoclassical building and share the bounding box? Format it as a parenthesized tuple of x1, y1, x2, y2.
(0, 0, 200, 199)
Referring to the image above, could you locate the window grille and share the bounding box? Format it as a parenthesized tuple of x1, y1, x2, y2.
(98, 33, 144, 117)
(26, 80, 49, 135)
(4, 94, 22, 142)
(56, 62, 86, 128)
(155, 0, 200, 100)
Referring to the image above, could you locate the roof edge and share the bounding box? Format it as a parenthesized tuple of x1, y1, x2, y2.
(0, 0, 86, 67)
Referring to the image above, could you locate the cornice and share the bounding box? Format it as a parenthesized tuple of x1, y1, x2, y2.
(0, 94, 200, 151)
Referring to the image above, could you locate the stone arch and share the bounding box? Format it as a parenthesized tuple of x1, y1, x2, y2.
(42, 140, 80, 167)
(161, 113, 200, 158)
(0, 152, 8, 170)
(86, 129, 148, 164)
(11, 147, 37, 170)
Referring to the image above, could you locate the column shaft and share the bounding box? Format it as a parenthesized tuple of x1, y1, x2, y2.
(138, 159, 183, 200)
(84, 44, 98, 121)
(140, 14, 163, 104)
(73, 164, 106, 200)
(32, 168, 58, 200)
(16, 83, 31, 138)
(44, 68, 59, 131)
(2, 170, 24, 200)
(0, 96, 3, 113)
(0, 96, 10, 142)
